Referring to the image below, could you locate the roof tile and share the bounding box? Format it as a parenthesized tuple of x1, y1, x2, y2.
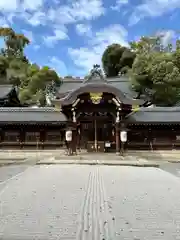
(126, 107, 180, 123)
(0, 107, 67, 123)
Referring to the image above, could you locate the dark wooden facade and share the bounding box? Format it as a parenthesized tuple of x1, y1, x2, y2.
(59, 90, 180, 153)
(0, 85, 66, 150)
(127, 124, 180, 151)
(0, 124, 66, 149)
(1, 68, 180, 152)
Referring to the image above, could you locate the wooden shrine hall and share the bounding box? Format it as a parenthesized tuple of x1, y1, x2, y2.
(0, 65, 180, 153)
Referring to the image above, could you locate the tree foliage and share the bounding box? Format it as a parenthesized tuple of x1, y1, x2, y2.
(102, 35, 180, 106)
(0, 27, 61, 106)
(102, 44, 136, 77)
(129, 36, 180, 106)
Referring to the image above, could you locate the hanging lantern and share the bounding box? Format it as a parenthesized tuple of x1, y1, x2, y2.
(66, 130, 72, 142)
(112, 128, 115, 136)
(120, 130, 127, 142)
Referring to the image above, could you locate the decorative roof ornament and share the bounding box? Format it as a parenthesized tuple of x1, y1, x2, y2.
(90, 64, 103, 77)
(85, 64, 106, 83)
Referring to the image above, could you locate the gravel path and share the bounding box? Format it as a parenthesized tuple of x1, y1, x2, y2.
(0, 165, 180, 239)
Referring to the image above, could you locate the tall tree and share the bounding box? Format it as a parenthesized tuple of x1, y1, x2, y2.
(130, 36, 180, 106)
(0, 27, 30, 60)
(102, 44, 135, 77)
(0, 27, 61, 106)
(19, 65, 61, 105)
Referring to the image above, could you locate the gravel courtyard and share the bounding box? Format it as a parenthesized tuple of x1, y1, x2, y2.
(0, 165, 180, 240)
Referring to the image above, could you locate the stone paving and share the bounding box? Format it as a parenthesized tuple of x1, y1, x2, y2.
(36, 155, 159, 167)
(0, 149, 180, 160)
(0, 165, 180, 239)
(0, 150, 180, 168)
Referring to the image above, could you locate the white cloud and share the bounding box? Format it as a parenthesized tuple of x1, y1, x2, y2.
(68, 0, 105, 21)
(22, 0, 44, 11)
(0, 0, 44, 12)
(49, 57, 68, 76)
(129, 0, 180, 26)
(47, 0, 105, 25)
(44, 28, 69, 47)
(20, 0, 105, 27)
(0, 16, 9, 27)
(0, 0, 18, 11)
(111, 0, 128, 11)
(25, 11, 46, 26)
(68, 24, 128, 72)
(75, 24, 92, 36)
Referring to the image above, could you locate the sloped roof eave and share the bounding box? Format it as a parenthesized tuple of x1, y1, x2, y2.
(58, 83, 145, 106)
(125, 107, 180, 123)
(0, 107, 67, 122)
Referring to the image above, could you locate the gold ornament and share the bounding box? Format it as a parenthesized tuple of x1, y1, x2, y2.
(90, 93, 102, 104)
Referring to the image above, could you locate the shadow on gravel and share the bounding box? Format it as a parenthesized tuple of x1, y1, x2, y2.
(124, 151, 163, 161)
(0, 158, 40, 167)
(36, 162, 160, 167)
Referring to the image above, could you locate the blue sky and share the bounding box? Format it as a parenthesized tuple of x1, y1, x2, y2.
(0, 0, 180, 77)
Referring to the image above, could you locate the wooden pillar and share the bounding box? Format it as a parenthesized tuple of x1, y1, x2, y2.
(19, 128, 24, 149)
(115, 109, 120, 155)
(0, 128, 2, 149)
(71, 107, 77, 155)
(71, 128, 77, 154)
(116, 123, 120, 154)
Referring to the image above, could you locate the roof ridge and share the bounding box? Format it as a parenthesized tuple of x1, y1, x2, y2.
(140, 107, 180, 112)
(0, 107, 60, 112)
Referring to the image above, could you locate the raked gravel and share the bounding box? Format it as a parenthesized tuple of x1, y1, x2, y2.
(0, 165, 180, 239)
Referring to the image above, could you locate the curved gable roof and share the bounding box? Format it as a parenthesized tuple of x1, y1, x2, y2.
(59, 82, 144, 106)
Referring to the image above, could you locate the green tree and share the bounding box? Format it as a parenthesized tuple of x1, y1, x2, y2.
(0, 55, 9, 83)
(0, 27, 61, 106)
(0, 27, 30, 60)
(172, 40, 180, 71)
(102, 44, 135, 77)
(19, 65, 61, 105)
(130, 36, 180, 106)
(0, 27, 30, 85)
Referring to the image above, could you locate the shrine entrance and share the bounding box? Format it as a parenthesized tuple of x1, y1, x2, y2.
(62, 89, 132, 154)
(77, 112, 116, 152)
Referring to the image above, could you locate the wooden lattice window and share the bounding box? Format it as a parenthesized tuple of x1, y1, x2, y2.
(25, 132, 40, 142)
(46, 131, 62, 142)
(4, 131, 20, 142)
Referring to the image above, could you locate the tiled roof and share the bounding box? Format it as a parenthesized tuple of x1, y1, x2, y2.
(58, 80, 83, 94)
(0, 85, 14, 99)
(56, 75, 145, 104)
(58, 82, 144, 105)
(0, 107, 67, 123)
(56, 76, 145, 105)
(126, 107, 180, 123)
(107, 77, 137, 99)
